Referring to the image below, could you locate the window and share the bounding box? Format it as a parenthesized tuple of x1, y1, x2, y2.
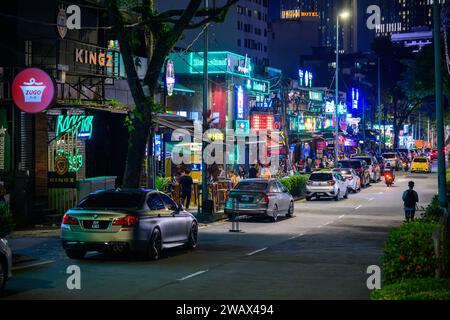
(160, 194, 178, 211)
(77, 193, 145, 210)
(235, 182, 268, 191)
(269, 182, 279, 193)
(237, 39, 241, 47)
(147, 193, 166, 211)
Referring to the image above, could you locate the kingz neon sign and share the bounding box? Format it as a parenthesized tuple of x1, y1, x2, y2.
(56, 115, 94, 139)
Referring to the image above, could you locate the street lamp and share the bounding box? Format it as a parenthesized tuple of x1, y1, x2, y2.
(334, 10, 350, 168)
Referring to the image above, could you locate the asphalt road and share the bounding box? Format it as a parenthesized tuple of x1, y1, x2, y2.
(1, 170, 438, 300)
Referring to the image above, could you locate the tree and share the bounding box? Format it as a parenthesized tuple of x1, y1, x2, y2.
(105, 0, 238, 187)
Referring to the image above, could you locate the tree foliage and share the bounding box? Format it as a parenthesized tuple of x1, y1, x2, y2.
(104, 0, 238, 187)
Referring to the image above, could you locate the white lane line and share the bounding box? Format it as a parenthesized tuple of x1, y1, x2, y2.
(378, 192, 384, 195)
(369, 198, 374, 201)
(177, 270, 209, 281)
(12, 260, 55, 271)
(246, 247, 268, 256)
(338, 215, 345, 219)
(355, 205, 363, 210)
(289, 233, 304, 240)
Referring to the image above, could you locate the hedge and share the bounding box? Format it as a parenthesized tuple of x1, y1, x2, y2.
(279, 174, 310, 197)
(371, 278, 450, 300)
(382, 221, 444, 284)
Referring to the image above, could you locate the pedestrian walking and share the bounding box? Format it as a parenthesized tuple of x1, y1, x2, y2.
(402, 181, 419, 222)
(179, 170, 194, 210)
(248, 164, 258, 178)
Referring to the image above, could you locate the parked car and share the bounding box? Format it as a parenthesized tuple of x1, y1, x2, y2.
(410, 156, 432, 173)
(376, 156, 385, 175)
(0, 237, 12, 292)
(338, 159, 370, 188)
(351, 156, 381, 182)
(305, 171, 348, 201)
(61, 189, 198, 260)
(225, 179, 294, 222)
(382, 152, 401, 171)
(333, 168, 361, 193)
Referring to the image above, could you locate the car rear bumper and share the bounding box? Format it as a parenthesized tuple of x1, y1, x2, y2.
(224, 208, 273, 218)
(61, 228, 146, 252)
(305, 187, 337, 197)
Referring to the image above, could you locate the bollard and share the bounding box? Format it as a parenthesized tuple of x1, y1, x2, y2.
(229, 198, 242, 233)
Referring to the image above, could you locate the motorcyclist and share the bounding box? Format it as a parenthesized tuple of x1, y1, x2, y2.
(384, 163, 395, 184)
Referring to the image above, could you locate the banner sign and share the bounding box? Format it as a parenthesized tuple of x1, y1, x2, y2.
(48, 172, 77, 188)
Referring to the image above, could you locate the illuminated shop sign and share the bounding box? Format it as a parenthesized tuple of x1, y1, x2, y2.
(309, 90, 322, 101)
(12, 68, 56, 113)
(165, 60, 175, 97)
(299, 69, 313, 88)
(56, 115, 94, 139)
(75, 48, 113, 67)
(290, 116, 335, 132)
(251, 114, 274, 131)
(246, 78, 270, 94)
(352, 88, 359, 109)
(281, 10, 319, 19)
(235, 120, 250, 135)
(325, 101, 347, 114)
(236, 86, 245, 119)
(206, 131, 225, 141)
(188, 52, 252, 77)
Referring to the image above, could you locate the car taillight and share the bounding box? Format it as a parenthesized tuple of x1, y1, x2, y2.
(264, 194, 270, 203)
(327, 180, 336, 186)
(113, 215, 138, 227)
(62, 214, 78, 225)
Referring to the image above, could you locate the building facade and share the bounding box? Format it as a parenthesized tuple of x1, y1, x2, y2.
(156, 0, 270, 67)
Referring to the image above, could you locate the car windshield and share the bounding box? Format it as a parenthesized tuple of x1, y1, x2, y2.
(338, 161, 361, 169)
(353, 157, 372, 165)
(414, 158, 427, 163)
(309, 173, 333, 181)
(382, 154, 396, 159)
(234, 182, 268, 191)
(335, 169, 352, 175)
(77, 193, 145, 209)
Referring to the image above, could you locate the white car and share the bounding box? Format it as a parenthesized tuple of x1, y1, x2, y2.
(382, 152, 401, 170)
(333, 168, 361, 193)
(0, 238, 12, 292)
(306, 171, 349, 201)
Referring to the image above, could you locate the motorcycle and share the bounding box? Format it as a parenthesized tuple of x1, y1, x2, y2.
(402, 160, 409, 172)
(385, 170, 395, 187)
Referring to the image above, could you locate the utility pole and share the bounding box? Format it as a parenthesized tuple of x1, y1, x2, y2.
(335, 16, 340, 167)
(433, 0, 447, 210)
(378, 56, 381, 155)
(201, 0, 210, 214)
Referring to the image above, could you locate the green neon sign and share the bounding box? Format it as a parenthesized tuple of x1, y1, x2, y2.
(309, 90, 323, 101)
(56, 115, 94, 139)
(56, 149, 83, 172)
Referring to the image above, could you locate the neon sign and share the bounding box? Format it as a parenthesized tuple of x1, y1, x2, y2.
(236, 86, 244, 119)
(309, 90, 323, 101)
(299, 69, 313, 88)
(251, 114, 274, 131)
(165, 60, 175, 97)
(352, 88, 359, 109)
(235, 120, 250, 135)
(56, 115, 94, 139)
(56, 149, 83, 172)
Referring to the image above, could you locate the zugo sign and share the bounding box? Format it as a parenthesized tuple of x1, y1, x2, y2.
(12, 68, 56, 113)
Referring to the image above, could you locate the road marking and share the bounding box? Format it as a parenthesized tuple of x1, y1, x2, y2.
(355, 205, 363, 210)
(12, 260, 55, 271)
(378, 192, 383, 195)
(246, 247, 268, 256)
(289, 233, 304, 239)
(177, 270, 209, 281)
(338, 215, 345, 219)
(369, 198, 374, 201)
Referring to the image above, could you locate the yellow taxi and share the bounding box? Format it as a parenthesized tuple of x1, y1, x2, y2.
(410, 156, 432, 173)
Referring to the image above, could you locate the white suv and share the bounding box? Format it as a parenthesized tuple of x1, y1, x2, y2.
(306, 171, 348, 201)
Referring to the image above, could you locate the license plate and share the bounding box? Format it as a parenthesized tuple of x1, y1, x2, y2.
(240, 196, 253, 202)
(91, 220, 100, 229)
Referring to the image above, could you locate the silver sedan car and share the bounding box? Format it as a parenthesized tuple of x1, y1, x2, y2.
(61, 189, 198, 260)
(0, 237, 12, 292)
(224, 179, 294, 222)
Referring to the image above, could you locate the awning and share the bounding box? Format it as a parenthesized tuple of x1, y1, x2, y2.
(155, 113, 194, 135)
(159, 82, 195, 96)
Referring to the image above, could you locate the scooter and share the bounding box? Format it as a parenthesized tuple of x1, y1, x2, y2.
(385, 170, 394, 187)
